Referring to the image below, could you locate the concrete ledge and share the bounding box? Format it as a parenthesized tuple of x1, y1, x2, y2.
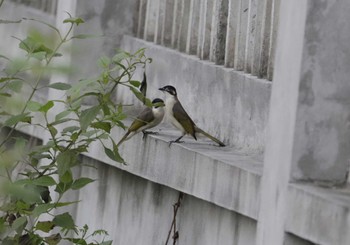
(286, 183, 350, 245)
(88, 125, 263, 220)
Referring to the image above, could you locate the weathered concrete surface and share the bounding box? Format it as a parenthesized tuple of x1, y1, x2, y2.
(119, 35, 272, 153)
(291, 0, 350, 183)
(286, 183, 350, 245)
(68, 0, 138, 83)
(62, 156, 258, 245)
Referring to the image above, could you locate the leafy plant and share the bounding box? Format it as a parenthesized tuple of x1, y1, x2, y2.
(0, 13, 151, 245)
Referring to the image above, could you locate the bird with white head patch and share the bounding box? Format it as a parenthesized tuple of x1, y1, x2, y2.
(159, 85, 225, 147)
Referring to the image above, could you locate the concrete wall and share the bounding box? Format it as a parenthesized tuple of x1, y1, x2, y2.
(2, 0, 350, 245)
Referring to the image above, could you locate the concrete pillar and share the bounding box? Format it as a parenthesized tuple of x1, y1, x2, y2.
(290, 0, 350, 184)
(224, 0, 239, 67)
(257, 0, 350, 244)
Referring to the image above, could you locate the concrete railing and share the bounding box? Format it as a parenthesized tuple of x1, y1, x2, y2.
(2, 1, 350, 245)
(136, 0, 280, 80)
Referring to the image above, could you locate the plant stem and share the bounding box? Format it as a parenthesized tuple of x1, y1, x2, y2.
(0, 23, 74, 149)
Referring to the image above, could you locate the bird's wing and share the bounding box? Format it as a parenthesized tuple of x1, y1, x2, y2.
(173, 101, 196, 139)
(128, 107, 154, 132)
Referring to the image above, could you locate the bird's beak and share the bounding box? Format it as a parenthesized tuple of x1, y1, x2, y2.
(159, 87, 165, 91)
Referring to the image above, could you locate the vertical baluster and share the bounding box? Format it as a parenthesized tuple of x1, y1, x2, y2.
(267, 0, 280, 80)
(252, 0, 273, 78)
(157, 0, 166, 44)
(137, 0, 147, 38)
(186, 0, 200, 54)
(171, 0, 181, 48)
(244, 0, 258, 73)
(209, 0, 229, 65)
(259, 0, 273, 78)
(197, 0, 213, 60)
(144, 0, 159, 42)
(234, 0, 249, 71)
(224, 0, 239, 68)
(178, 0, 191, 52)
(162, 0, 174, 47)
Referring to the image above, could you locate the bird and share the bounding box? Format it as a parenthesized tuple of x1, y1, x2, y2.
(116, 98, 165, 146)
(159, 85, 225, 147)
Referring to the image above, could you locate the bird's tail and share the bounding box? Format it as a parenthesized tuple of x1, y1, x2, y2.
(116, 131, 131, 147)
(195, 127, 225, 147)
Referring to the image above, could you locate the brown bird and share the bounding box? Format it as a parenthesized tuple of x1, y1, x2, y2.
(117, 98, 165, 146)
(159, 85, 225, 147)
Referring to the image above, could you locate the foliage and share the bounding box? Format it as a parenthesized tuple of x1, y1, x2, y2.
(0, 13, 151, 244)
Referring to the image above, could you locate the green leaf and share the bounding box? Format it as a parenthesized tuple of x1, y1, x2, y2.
(36, 221, 55, 233)
(113, 141, 125, 164)
(71, 178, 95, 190)
(60, 170, 73, 184)
(48, 124, 58, 137)
(27, 101, 43, 111)
(71, 34, 102, 39)
(4, 113, 31, 126)
(97, 56, 111, 68)
(0, 92, 11, 97)
(62, 126, 80, 134)
(80, 105, 101, 131)
(48, 82, 72, 90)
(7, 79, 23, 92)
(45, 233, 62, 245)
(0, 76, 21, 83)
(91, 121, 111, 133)
(50, 118, 71, 126)
(63, 17, 84, 26)
(33, 176, 56, 186)
(112, 52, 130, 63)
(100, 241, 113, 245)
(55, 182, 72, 195)
(12, 216, 27, 234)
(18, 36, 36, 53)
(130, 80, 141, 87)
(55, 110, 72, 121)
(33, 202, 78, 217)
(53, 212, 75, 230)
(104, 145, 125, 164)
(129, 86, 152, 107)
(39, 101, 54, 113)
(56, 150, 78, 177)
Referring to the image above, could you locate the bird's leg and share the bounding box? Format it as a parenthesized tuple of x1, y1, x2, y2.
(142, 130, 159, 140)
(169, 135, 184, 147)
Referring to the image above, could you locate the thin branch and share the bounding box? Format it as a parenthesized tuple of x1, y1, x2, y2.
(165, 192, 183, 245)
